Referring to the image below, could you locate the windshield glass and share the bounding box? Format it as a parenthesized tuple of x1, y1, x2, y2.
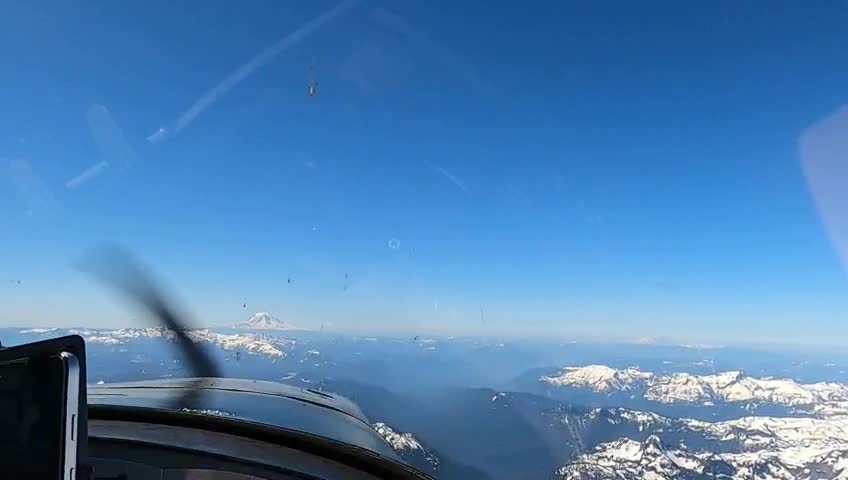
(5, 2, 848, 479)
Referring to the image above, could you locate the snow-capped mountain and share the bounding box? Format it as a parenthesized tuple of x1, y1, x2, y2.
(373, 422, 440, 473)
(557, 435, 736, 480)
(360, 381, 848, 480)
(544, 365, 654, 392)
(20, 327, 295, 358)
(544, 366, 848, 479)
(542, 365, 848, 414)
(235, 312, 304, 331)
(557, 413, 848, 479)
(364, 384, 848, 480)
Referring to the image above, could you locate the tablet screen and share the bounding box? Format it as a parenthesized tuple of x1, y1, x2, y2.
(0, 354, 68, 479)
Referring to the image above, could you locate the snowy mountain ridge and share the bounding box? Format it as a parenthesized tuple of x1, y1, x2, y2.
(543, 366, 848, 478)
(558, 430, 848, 480)
(543, 365, 848, 411)
(557, 435, 724, 480)
(550, 383, 848, 478)
(543, 365, 653, 392)
(373, 422, 440, 472)
(20, 327, 295, 358)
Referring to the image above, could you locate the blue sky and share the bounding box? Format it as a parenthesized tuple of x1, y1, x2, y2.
(2, 1, 848, 345)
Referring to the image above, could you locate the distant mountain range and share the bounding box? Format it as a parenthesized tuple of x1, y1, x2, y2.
(540, 364, 848, 416)
(326, 364, 848, 480)
(10, 327, 848, 479)
(19, 326, 295, 358)
(540, 365, 848, 479)
(358, 382, 848, 479)
(556, 410, 848, 479)
(235, 312, 305, 331)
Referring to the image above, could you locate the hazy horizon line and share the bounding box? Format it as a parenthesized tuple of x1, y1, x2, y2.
(2, 323, 844, 354)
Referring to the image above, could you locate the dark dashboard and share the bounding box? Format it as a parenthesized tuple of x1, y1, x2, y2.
(85, 379, 430, 480)
(89, 420, 399, 480)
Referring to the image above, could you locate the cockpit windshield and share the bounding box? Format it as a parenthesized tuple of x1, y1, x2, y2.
(5, 2, 848, 479)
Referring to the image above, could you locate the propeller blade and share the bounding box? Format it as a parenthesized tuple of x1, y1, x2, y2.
(76, 244, 220, 409)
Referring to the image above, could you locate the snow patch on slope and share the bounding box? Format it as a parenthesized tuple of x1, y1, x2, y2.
(373, 422, 440, 471)
(374, 422, 425, 451)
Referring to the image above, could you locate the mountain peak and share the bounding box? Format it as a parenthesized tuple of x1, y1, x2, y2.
(641, 435, 666, 456)
(236, 312, 304, 331)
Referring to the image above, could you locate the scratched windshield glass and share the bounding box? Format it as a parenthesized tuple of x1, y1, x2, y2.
(5, 2, 848, 479)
